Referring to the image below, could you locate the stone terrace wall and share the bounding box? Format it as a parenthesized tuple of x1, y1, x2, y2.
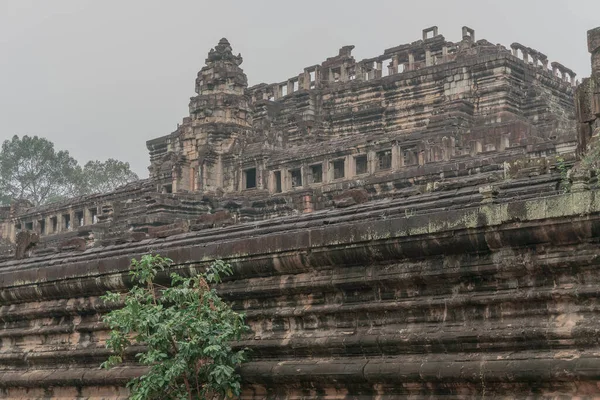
(2, 181, 600, 398)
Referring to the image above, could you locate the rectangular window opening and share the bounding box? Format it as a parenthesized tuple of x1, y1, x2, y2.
(403, 148, 418, 166)
(290, 169, 302, 188)
(377, 150, 392, 170)
(163, 184, 173, 194)
(381, 60, 391, 77)
(332, 67, 341, 82)
(310, 164, 323, 184)
(51, 216, 58, 233)
(75, 210, 84, 227)
(25, 221, 33, 231)
(333, 159, 345, 180)
(63, 214, 71, 230)
(89, 208, 98, 224)
(274, 171, 282, 193)
(292, 80, 299, 92)
(245, 168, 257, 189)
(355, 155, 368, 175)
(280, 84, 288, 97)
(38, 219, 45, 235)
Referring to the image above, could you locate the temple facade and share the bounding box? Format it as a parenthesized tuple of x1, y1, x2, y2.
(0, 27, 579, 253)
(3, 26, 600, 399)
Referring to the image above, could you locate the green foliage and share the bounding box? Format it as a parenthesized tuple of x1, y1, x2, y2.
(0, 135, 139, 206)
(101, 254, 249, 400)
(81, 159, 139, 194)
(0, 135, 81, 206)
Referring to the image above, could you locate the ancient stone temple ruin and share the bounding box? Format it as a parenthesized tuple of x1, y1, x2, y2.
(0, 25, 599, 398)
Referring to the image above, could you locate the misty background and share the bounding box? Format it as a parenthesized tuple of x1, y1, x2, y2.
(1, 0, 598, 177)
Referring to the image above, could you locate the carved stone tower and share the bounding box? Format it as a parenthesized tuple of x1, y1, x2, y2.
(147, 38, 252, 194)
(189, 38, 252, 193)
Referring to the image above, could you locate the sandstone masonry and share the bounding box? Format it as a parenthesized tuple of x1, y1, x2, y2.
(0, 26, 599, 399)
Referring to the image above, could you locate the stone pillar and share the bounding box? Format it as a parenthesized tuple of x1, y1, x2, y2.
(345, 155, 352, 178)
(408, 53, 415, 71)
(391, 144, 400, 170)
(355, 63, 364, 81)
(303, 71, 310, 89)
(589, 27, 600, 80)
(367, 151, 376, 174)
(425, 48, 432, 67)
(587, 27, 600, 121)
(376, 61, 383, 78)
(340, 64, 348, 82)
(391, 55, 399, 74)
(441, 137, 450, 161)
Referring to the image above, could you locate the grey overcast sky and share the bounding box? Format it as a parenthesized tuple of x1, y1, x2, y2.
(1, 0, 598, 177)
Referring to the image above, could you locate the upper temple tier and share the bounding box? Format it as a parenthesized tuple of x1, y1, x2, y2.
(146, 26, 577, 197)
(0, 26, 582, 251)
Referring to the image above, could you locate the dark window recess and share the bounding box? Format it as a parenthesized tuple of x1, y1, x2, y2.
(38, 219, 45, 235)
(89, 208, 98, 224)
(333, 160, 345, 179)
(378, 150, 392, 170)
(63, 214, 71, 230)
(355, 155, 368, 175)
(310, 164, 323, 183)
(51, 217, 58, 232)
(75, 211, 84, 226)
(163, 184, 173, 194)
(245, 168, 257, 189)
(15, 223, 22, 231)
(403, 149, 417, 166)
(25, 222, 33, 230)
(274, 171, 282, 193)
(290, 169, 302, 188)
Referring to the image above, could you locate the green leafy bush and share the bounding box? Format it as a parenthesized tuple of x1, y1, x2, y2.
(101, 254, 249, 399)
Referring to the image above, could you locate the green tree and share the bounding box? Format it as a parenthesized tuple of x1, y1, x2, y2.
(81, 159, 139, 194)
(101, 255, 249, 400)
(0, 135, 140, 206)
(0, 135, 82, 206)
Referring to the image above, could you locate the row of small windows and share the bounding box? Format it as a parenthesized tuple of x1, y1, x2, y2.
(243, 150, 398, 191)
(16, 207, 98, 235)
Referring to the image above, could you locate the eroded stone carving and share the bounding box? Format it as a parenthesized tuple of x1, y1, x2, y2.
(0, 26, 599, 399)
